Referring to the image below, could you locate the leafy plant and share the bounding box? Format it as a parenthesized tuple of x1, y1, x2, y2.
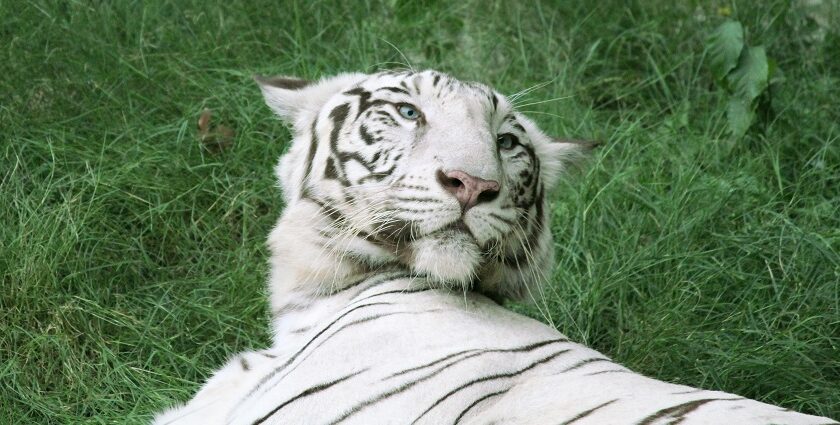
(707, 21, 779, 138)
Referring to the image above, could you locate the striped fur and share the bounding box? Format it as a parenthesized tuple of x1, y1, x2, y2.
(153, 71, 837, 424)
(155, 275, 836, 424)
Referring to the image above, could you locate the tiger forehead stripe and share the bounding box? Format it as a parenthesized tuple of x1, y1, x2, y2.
(300, 119, 320, 197)
(344, 87, 390, 118)
(505, 114, 526, 133)
(376, 86, 410, 95)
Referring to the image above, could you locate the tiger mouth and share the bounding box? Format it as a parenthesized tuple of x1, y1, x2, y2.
(372, 217, 476, 243)
(421, 220, 479, 246)
(442, 219, 473, 238)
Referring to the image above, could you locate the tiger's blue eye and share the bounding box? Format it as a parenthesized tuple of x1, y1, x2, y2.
(398, 104, 420, 120)
(497, 133, 518, 150)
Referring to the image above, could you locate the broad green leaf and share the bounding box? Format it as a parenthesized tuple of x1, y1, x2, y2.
(727, 98, 755, 138)
(708, 21, 744, 83)
(727, 46, 769, 102)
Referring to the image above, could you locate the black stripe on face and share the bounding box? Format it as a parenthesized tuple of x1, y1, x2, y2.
(636, 398, 742, 425)
(250, 370, 365, 424)
(487, 212, 515, 226)
(329, 103, 351, 153)
(300, 120, 320, 199)
(502, 188, 545, 268)
(392, 183, 431, 192)
(358, 163, 397, 184)
(376, 86, 410, 95)
(503, 114, 527, 134)
(519, 143, 539, 188)
(392, 196, 443, 204)
(557, 399, 619, 425)
(453, 389, 510, 425)
(344, 87, 390, 119)
(375, 109, 399, 120)
(491, 93, 499, 110)
(327, 103, 354, 186)
(323, 156, 339, 180)
(410, 349, 572, 423)
(359, 125, 378, 145)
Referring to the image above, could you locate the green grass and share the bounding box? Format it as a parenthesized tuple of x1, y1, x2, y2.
(1, 0, 838, 423)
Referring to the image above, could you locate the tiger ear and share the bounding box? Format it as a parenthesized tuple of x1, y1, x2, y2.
(553, 138, 602, 160)
(254, 73, 367, 127)
(539, 138, 602, 189)
(254, 75, 313, 124)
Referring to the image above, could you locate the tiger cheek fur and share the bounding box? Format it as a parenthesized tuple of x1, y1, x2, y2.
(256, 70, 589, 312)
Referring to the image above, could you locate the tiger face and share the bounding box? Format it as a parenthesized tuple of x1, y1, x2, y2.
(258, 70, 592, 300)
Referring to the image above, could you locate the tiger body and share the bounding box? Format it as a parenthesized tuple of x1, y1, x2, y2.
(155, 274, 835, 425)
(154, 70, 837, 424)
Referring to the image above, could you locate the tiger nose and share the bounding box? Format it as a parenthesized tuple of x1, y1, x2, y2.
(436, 169, 500, 212)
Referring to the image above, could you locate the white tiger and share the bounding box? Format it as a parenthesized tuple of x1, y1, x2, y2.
(153, 70, 837, 425)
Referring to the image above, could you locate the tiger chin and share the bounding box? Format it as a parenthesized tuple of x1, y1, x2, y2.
(257, 70, 594, 313)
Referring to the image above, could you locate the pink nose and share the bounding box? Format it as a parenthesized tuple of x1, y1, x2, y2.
(437, 169, 500, 212)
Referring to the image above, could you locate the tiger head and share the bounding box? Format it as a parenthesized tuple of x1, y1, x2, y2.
(257, 70, 593, 302)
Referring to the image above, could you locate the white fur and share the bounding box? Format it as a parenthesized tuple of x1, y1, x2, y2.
(152, 71, 837, 425)
(154, 278, 835, 424)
